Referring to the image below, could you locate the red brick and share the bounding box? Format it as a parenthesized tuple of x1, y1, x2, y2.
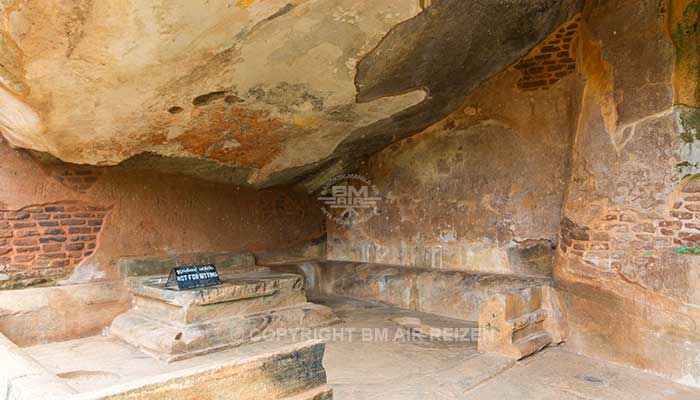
(670, 211, 693, 220)
(573, 242, 588, 250)
(39, 237, 66, 243)
(73, 213, 95, 218)
(632, 223, 655, 233)
(678, 232, 700, 242)
(48, 260, 69, 268)
(590, 242, 609, 250)
(659, 220, 683, 229)
(60, 220, 86, 226)
(13, 238, 38, 246)
(634, 234, 653, 242)
(41, 244, 62, 252)
(15, 230, 40, 237)
(620, 213, 637, 222)
(38, 253, 66, 259)
(5, 212, 29, 220)
(15, 246, 39, 253)
(608, 224, 629, 233)
(13, 254, 34, 263)
(685, 223, 700, 231)
(660, 228, 675, 236)
(65, 243, 84, 251)
(682, 180, 700, 193)
(591, 232, 610, 241)
(72, 235, 95, 242)
(686, 204, 700, 212)
(654, 237, 673, 247)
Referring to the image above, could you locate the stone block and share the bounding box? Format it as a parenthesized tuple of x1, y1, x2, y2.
(477, 285, 567, 360)
(110, 272, 338, 362)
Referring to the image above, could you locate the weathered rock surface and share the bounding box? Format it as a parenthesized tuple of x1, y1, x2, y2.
(0, 0, 581, 188)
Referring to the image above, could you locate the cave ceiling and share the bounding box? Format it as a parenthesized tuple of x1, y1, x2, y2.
(0, 0, 582, 189)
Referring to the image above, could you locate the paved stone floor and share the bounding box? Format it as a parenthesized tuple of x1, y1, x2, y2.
(314, 296, 700, 400)
(24, 295, 700, 399)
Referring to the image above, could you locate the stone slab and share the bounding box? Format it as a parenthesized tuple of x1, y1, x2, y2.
(0, 281, 129, 347)
(110, 303, 338, 362)
(314, 261, 551, 321)
(25, 336, 332, 400)
(129, 272, 304, 307)
(0, 332, 76, 400)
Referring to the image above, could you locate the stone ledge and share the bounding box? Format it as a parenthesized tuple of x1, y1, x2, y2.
(0, 281, 129, 346)
(68, 340, 332, 400)
(0, 332, 76, 400)
(313, 261, 551, 321)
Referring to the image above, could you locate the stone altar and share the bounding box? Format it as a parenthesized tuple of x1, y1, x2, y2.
(110, 272, 338, 362)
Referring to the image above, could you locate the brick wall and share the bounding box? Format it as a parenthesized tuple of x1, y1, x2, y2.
(0, 203, 109, 289)
(514, 14, 580, 91)
(52, 166, 101, 193)
(560, 178, 700, 279)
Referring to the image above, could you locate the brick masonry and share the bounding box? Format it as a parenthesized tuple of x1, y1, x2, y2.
(0, 203, 110, 289)
(514, 14, 580, 91)
(52, 165, 101, 193)
(560, 178, 700, 277)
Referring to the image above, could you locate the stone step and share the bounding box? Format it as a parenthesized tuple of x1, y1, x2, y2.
(509, 309, 548, 332)
(110, 302, 338, 362)
(513, 330, 553, 358)
(478, 286, 566, 360)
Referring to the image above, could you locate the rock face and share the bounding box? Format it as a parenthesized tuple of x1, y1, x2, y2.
(327, 20, 583, 274)
(0, 0, 581, 188)
(555, 0, 700, 386)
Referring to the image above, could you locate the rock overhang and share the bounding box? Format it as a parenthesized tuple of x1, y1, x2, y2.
(0, 0, 583, 190)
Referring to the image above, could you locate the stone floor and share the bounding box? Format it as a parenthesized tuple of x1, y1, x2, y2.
(24, 295, 700, 399)
(316, 296, 700, 400)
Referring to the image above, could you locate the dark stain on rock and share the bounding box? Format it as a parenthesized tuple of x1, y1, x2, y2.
(118, 152, 253, 186)
(508, 239, 557, 277)
(292, 0, 583, 191)
(193, 91, 229, 107)
(225, 94, 244, 104)
(168, 106, 184, 114)
(355, 0, 583, 103)
(248, 82, 325, 113)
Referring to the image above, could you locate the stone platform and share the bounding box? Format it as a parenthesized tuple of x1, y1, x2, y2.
(110, 272, 338, 362)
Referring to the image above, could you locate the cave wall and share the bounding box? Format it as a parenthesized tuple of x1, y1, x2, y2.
(326, 15, 583, 276)
(555, 0, 700, 386)
(0, 139, 324, 344)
